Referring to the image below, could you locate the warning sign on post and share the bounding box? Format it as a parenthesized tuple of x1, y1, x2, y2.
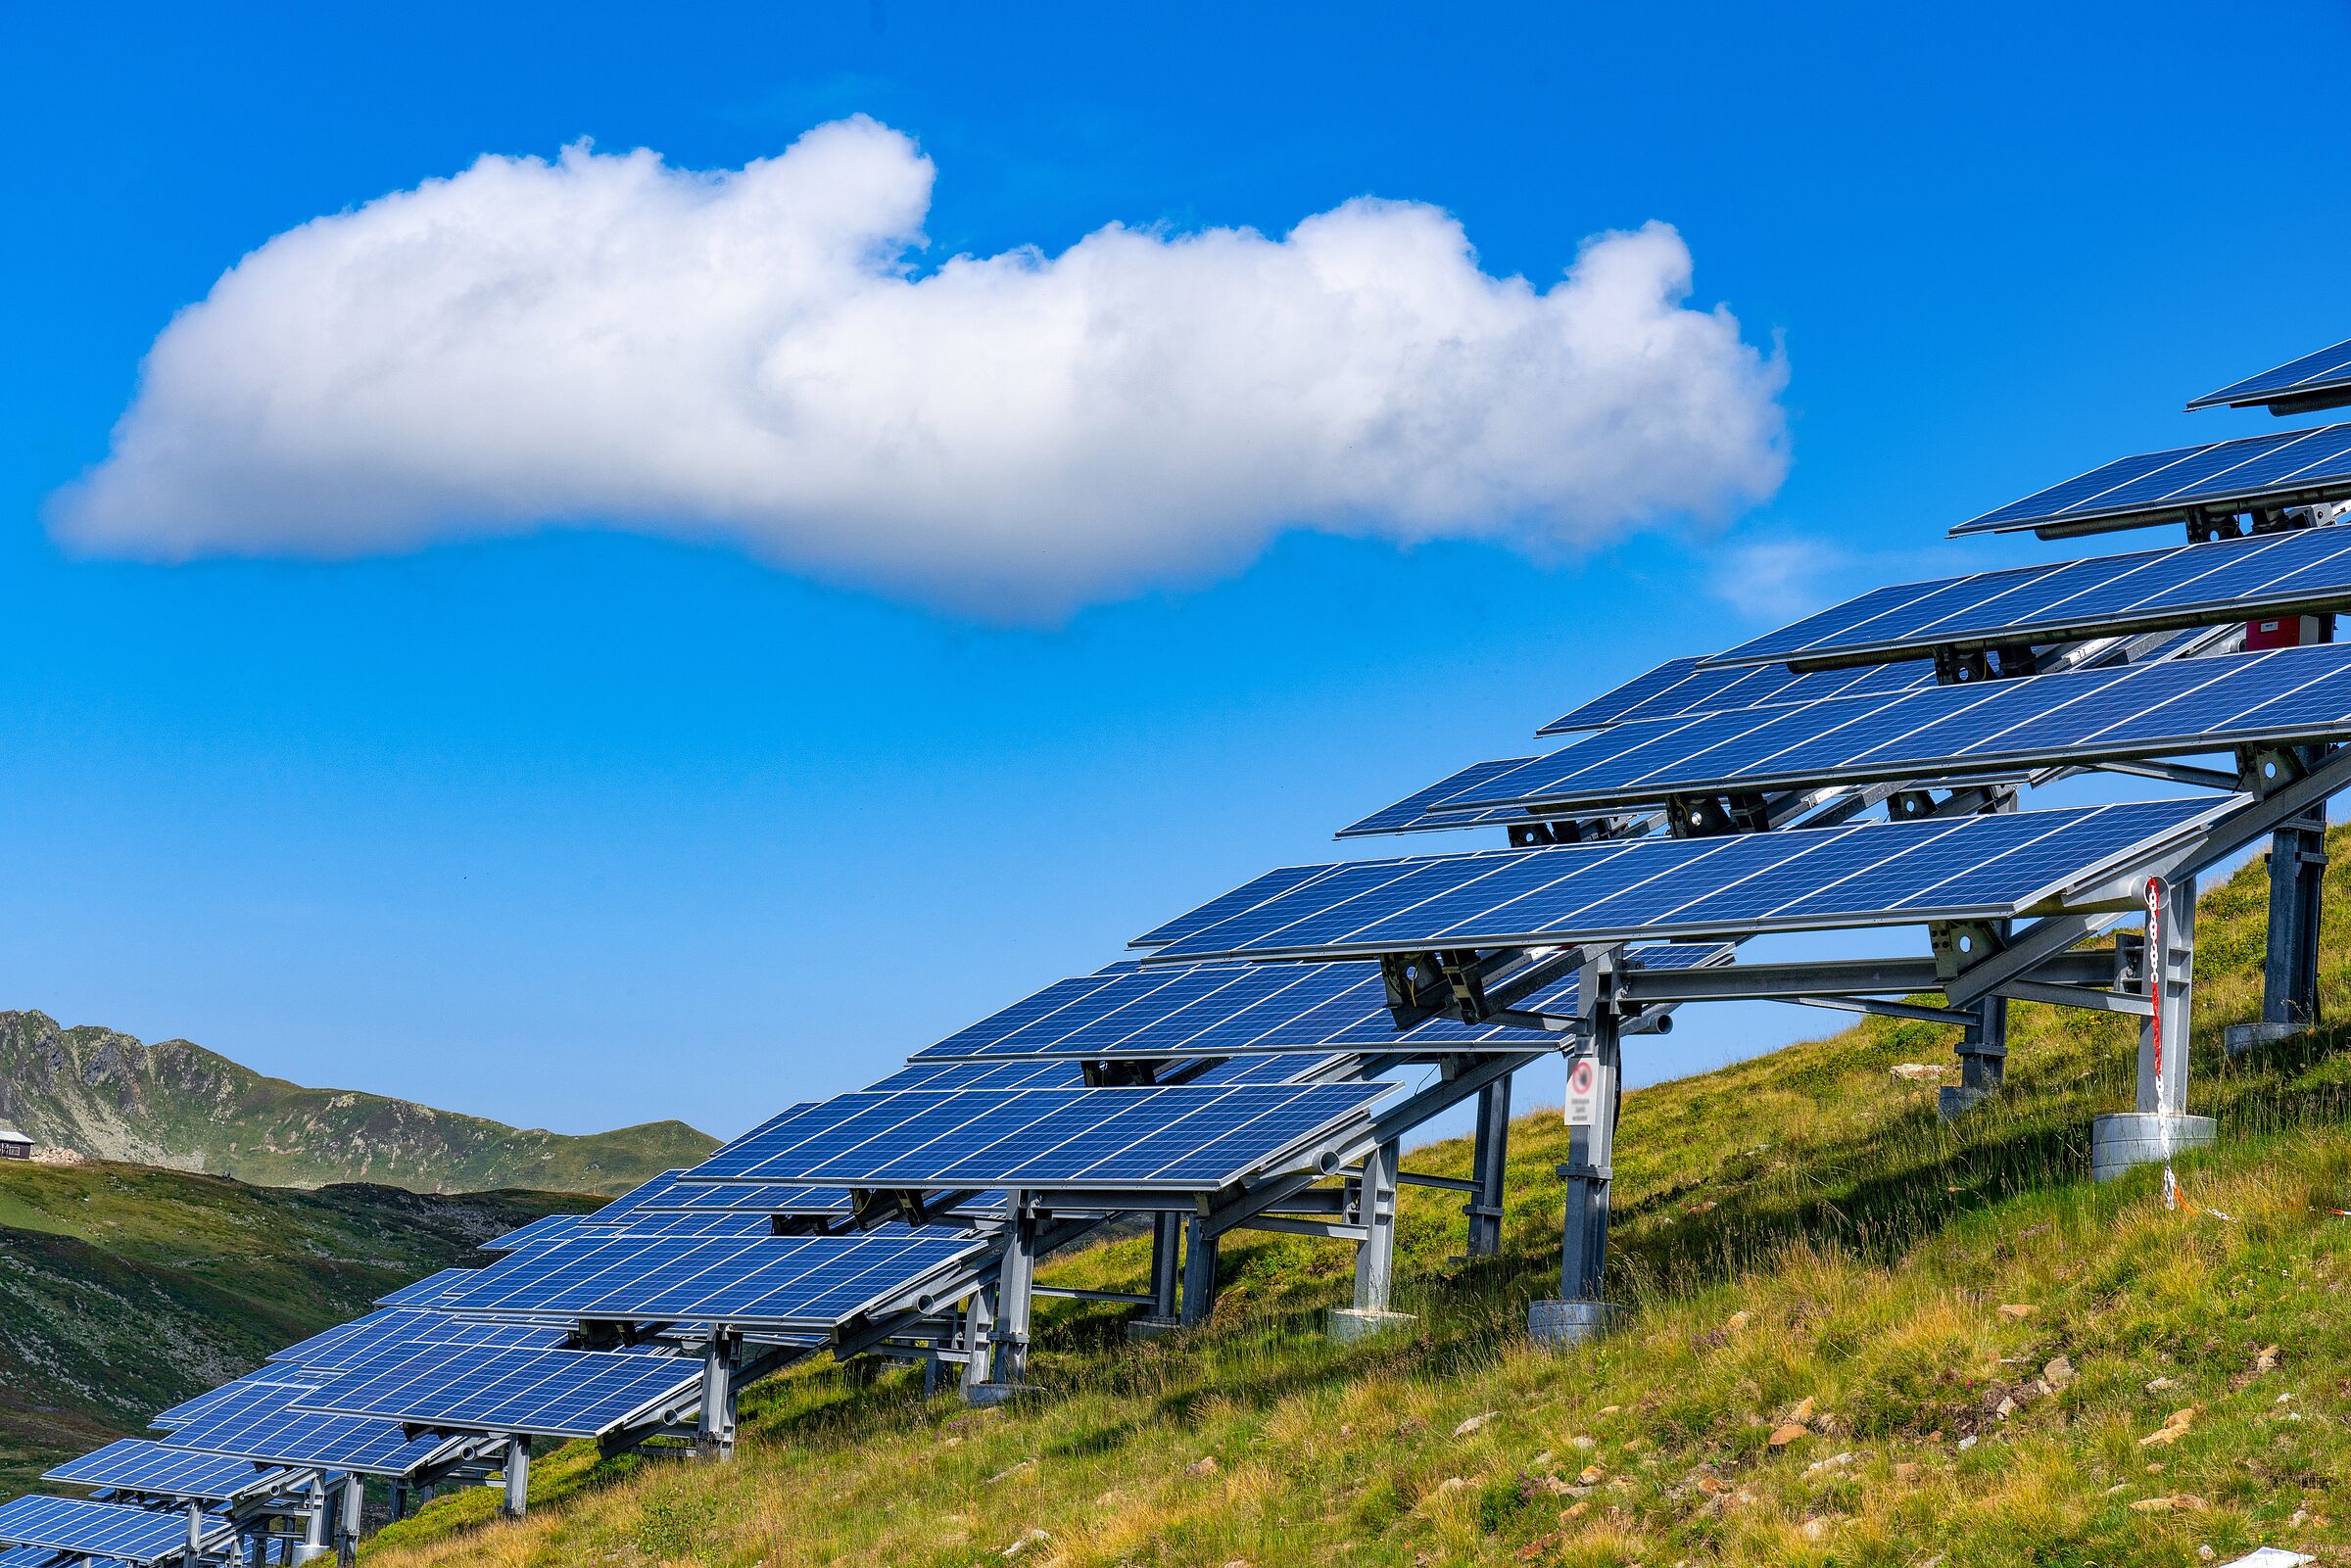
(1563, 1056, 1602, 1127)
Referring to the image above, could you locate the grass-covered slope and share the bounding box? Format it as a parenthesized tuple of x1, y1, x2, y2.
(0, 1161, 590, 1501)
(355, 827, 2351, 1567)
(0, 1010, 716, 1194)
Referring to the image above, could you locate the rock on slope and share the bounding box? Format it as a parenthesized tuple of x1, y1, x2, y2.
(0, 1010, 715, 1195)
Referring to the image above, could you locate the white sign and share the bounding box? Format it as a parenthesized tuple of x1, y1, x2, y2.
(1563, 1056, 1606, 1127)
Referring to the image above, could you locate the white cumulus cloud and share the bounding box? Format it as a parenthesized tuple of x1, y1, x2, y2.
(51, 117, 1791, 616)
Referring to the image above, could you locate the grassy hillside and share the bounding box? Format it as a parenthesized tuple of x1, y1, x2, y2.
(0, 1010, 716, 1194)
(0, 1161, 590, 1501)
(354, 828, 2351, 1567)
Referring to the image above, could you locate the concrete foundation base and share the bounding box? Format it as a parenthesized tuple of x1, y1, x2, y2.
(1326, 1307, 1415, 1344)
(2090, 1113, 2216, 1183)
(1124, 1316, 1180, 1341)
(963, 1381, 1035, 1408)
(2224, 1020, 2311, 1059)
(1938, 1084, 1994, 1120)
(1528, 1299, 1623, 1348)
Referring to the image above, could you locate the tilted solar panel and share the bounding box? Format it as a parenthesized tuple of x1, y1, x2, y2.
(1711, 526, 2351, 670)
(587, 1168, 690, 1222)
(2186, 335, 2351, 414)
(484, 1213, 592, 1252)
(0, 1546, 61, 1568)
(1140, 797, 2224, 963)
(0, 1495, 232, 1565)
(1436, 642, 2351, 814)
(152, 1371, 318, 1430)
(273, 1309, 572, 1373)
(427, 1230, 986, 1328)
(1130, 863, 1338, 948)
(1951, 423, 2351, 538)
(1539, 654, 1939, 735)
(377, 1265, 482, 1308)
(157, 1378, 455, 1476)
(914, 948, 1723, 1064)
(864, 1060, 1089, 1093)
(636, 1178, 854, 1213)
(1334, 757, 1559, 837)
(298, 1343, 700, 1440)
(685, 1082, 1389, 1191)
(44, 1438, 269, 1501)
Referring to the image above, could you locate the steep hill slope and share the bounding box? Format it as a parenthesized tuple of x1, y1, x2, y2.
(0, 1011, 715, 1194)
(0, 1160, 590, 1502)
(360, 829, 2351, 1566)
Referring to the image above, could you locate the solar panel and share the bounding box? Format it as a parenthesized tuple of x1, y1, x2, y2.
(913, 948, 1723, 1064)
(484, 1212, 592, 1252)
(862, 1060, 1088, 1093)
(1539, 654, 1939, 735)
(156, 1378, 456, 1476)
(377, 1265, 481, 1307)
(587, 1168, 690, 1222)
(1952, 424, 2351, 538)
(636, 1179, 853, 1213)
(1433, 643, 2351, 814)
(152, 1371, 317, 1430)
(273, 1309, 573, 1373)
(2186, 335, 2351, 414)
(0, 1495, 231, 1565)
(427, 1230, 986, 1328)
(0, 1546, 60, 1568)
(1131, 863, 1339, 948)
(44, 1439, 269, 1501)
(296, 1343, 700, 1440)
(1711, 526, 2351, 670)
(1140, 797, 2223, 962)
(684, 1082, 1389, 1190)
(1334, 757, 1566, 837)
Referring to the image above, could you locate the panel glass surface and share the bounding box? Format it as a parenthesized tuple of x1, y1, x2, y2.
(1439, 643, 2351, 812)
(376, 1265, 482, 1307)
(1142, 798, 2222, 961)
(2186, 336, 2351, 411)
(1712, 527, 2351, 669)
(1953, 424, 2351, 536)
(683, 1083, 1386, 1190)
(0, 1494, 230, 1564)
(297, 1343, 700, 1439)
(1539, 654, 1938, 735)
(156, 1378, 453, 1475)
(44, 1438, 266, 1500)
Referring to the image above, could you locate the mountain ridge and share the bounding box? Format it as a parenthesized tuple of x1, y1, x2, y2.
(0, 1009, 715, 1195)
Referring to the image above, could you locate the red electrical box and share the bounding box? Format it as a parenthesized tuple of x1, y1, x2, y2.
(2245, 614, 2333, 650)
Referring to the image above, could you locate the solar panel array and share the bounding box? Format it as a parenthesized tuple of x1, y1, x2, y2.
(1713, 524, 2351, 670)
(156, 1376, 455, 1476)
(1409, 642, 2351, 815)
(2186, 335, 2351, 413)
(0, 1494, 231, 1564)
(1952, 423, 2351, 537)
(301, 1343, 701, 1441)
(43, 1438, 270, 1501)
(1539, 653, 1938, 735)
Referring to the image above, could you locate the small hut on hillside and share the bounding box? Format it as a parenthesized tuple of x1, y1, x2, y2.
(0, 1124, 31, 1160)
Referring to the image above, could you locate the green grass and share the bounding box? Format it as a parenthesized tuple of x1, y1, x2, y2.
(232, 831, 2351, 1561)
(0, 1163, 591, 1500)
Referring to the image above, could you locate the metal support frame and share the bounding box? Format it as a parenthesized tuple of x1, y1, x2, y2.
(1149, 1212, 1182, 1317)
(1179, 1212, 1220, 1326)
(293, 1477, 329, 1564)
(1351, 1139, 1402, 1312)
(2138, 876, 2198, 1116)
(979, 1194, 1039, 1396)
(501, 1438, 529, 1519)
(1556, 1011, 1620, 1305)
(333, 1473, 363, 1566)
(2265, 808, 2327, 1028)
(1463, 1078, 1511, 1258)
(696, 1330, 740, 1460)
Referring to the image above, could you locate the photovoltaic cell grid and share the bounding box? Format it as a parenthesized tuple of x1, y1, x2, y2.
(0, 1547, 60, 1568)
(685, 1083, 1389, 1191)
(1538, 654, 1939, 735)
(427, 1229, 986, 1328)
(298, 1343, 700, 1440)
(913, 949, 1723, 1064)
(1430, 643, 2351, 814)
(586, 1168, 690, 1222)
(152, 1371, 317, 1430)
(0, 1495, 230, 1565)
(377, 1265, 481, 1307)
(2186, 335, 2351, 413)
(157, 1378, 454, 1476)
(1951, 423, 2351, 537)
(271, 1309, 572, 1373)
(44, 1438, 268, 1500)
(1711, 526, 2351, 670)
(1334, 757, 1568, 836)
(1140, 797, 2223, 962)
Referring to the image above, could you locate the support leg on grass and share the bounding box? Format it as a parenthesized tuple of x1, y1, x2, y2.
(1531, 990, 1623, 1348)
(1463, 1077, 1511, 1258)
(2094, 874, 2216, 1183)
(1329, 1137, 1412, 1341)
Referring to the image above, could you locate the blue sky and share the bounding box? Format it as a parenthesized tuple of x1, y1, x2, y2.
(3, 2, 2347, 1141)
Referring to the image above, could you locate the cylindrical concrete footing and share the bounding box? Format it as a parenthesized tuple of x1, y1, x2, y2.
(2089, 1113, 2216, 1183)
(1528, 1299, 1622, 1348)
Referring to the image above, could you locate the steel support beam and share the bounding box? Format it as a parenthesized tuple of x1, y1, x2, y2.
(2138, 876, 2198, 1117)
(1148, 1213, 1182, 1318)
(501, 1438, 529, 1519)
(1558, 1017, 1619, 1303)
(1352, 1139, 1401, 1312)
(1179, 1212, 1220, 1326)
(696, 1330, 740, 1460)
(1464, 1078, 1511, 1258)
(980, 1196, 1038, 1396)
(2265, 808, 2327, 1027)
(333, 1473, 363, 1566)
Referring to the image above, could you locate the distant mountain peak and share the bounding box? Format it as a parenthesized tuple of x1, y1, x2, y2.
(0, 1010, 715, 1195)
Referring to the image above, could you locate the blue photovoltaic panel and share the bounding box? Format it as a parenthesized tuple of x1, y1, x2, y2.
(1335, 757, 1559, 837)
(1141, 797, 2223, 962)
(152, 1371, 317, 1430)
(427, 1229, 986, 1327)
(0, 1495, 231, 1564)
(298, 1343, 700, 1440)
(156, 1379, 453, 1476)
(586, 1168, 690, 1222)
(45, 1439, 268, 1500)
(915, 947, 1724, 1064)
(1438, 643, 2351, 814)
(1538, 654, 1940, 735)
(1952, 424, 2351, 538)
(273, 1310, 572, 1374)
(0, 1547, 60, 1568)
(863, 1060, 1088, 1093)
(2186, 336, 2351, 414)
(1712, 526, 2351, 670)
(1130, 863, 1339, 948)
(377, 1265, 481, 1307)
(485, 1212, 593, 1252)
(685, 1082, 1388, 1190)
(1183, 1051, 1353, 1085)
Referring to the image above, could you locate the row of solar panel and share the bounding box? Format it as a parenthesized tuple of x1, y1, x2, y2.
(2189, 333, 2351, 414)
